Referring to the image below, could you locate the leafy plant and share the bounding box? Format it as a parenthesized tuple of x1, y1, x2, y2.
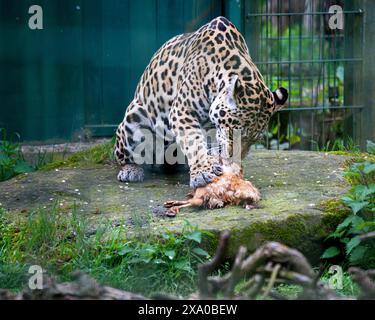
(0, 128, 33, 181)
(322, 140, 375, 267)
(312, 137, 360, 153)
(266, 119, 306, 149)
(320, 270, 360, 297)
(257, 18, 349, 151)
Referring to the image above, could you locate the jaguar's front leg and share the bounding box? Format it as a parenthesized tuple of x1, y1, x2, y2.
(170, 103, 223, 188)
(189, 153, 224, 188)
(179, 126, 224, 188)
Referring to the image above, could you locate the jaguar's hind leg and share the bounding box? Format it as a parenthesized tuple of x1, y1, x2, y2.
(117, 164, 145, 182)
(114, 100, 152, 183)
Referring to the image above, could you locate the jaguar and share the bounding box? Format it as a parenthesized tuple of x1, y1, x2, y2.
(114, 16, 288, 188)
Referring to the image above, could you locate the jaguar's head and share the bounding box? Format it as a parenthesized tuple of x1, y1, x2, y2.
(209, 75, 288, 159)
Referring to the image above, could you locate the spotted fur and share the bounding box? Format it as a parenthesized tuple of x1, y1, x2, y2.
(114, 17, 288, 188)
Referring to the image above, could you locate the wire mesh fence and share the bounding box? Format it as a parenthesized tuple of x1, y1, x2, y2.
(243, 0, 364, 151)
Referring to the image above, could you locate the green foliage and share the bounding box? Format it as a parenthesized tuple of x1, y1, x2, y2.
(266, 121, 304, 147)
(67, 139, 114, 165)
(367, 140, 375, 155)
(260, 23, 344, 108)
(0, 128, 33, 181)
(273, 283, 303, 299)
(274, 271, 359, 299)
(0, 206, 211, 296)
(0, 128, 71, 181)
(312, 137, 360, 153)
(321, 246, 341, 259)
(0, 127, 115, 180)
(258, 21, 349, 151)
(320, 270, 360, 297)
(40, 138, 115, 171)
(322, 141, 375, 268)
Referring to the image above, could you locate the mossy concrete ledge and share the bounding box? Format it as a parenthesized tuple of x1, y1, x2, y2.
(0, 150, 351, 262)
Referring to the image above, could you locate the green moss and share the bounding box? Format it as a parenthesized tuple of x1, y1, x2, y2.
(217, 213, 317, 261)
(1, 150, 355, 265)
(39, 141, 114, 171)
(328, 151, 375, 164)
(319, 198, 351, 231)
(273, 181, 288, 187)
(196, 200, 352, 261)
(241, 215, 307, 245)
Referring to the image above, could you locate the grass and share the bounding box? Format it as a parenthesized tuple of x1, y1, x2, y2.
(312, 137, 361, 153)
(1, 128, 115, 182)
(0, 128, 34, 181)
(329, 150, 375, 165)
(39, 139, 115, 171)
(273, 270, 360, 299)
(2, 203, 361, 299)
(230, 266, 359, 299)
(0, 205, 211, 297)
(1, 127, 115, 182)
(320, 270, 360, 297)
(273, 283, 303, 299)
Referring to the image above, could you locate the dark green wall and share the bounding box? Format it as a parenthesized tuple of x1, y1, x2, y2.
(0, 0, 235, 142)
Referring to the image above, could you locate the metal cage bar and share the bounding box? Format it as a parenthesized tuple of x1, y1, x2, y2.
(244, 0, 364, 151)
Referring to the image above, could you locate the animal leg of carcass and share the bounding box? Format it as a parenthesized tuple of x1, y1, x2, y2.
(163, 200, 192, 217)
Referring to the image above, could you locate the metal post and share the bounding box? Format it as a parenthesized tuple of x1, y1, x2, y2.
(362, 0, 375, 146)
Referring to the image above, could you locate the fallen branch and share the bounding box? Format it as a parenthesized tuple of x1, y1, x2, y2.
(196, 232, 374, 300)
(349, 267, 375, 299)
(1, 272, 147, 300)
(198, 230, 230, 298)
(359, 231, 375, 242)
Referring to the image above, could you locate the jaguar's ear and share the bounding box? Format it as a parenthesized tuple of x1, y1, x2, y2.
(273, 87, 288, 106)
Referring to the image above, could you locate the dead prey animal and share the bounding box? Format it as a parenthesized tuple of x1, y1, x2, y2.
(164, 163, 261, 217)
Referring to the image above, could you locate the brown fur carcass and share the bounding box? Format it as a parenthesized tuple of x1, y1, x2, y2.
(164, 163, 261, 217)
